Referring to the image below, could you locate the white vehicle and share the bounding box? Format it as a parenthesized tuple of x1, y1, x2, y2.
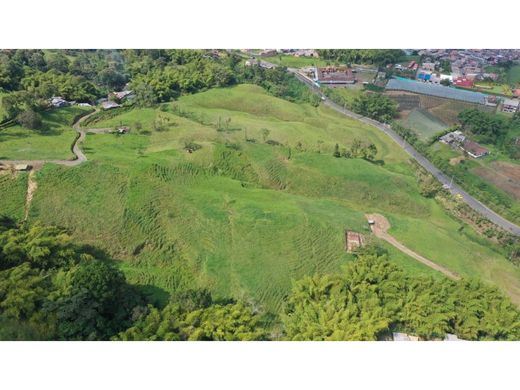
(321, 96, 326, 101)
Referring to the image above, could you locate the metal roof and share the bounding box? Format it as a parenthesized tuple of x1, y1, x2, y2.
(386, 77, 489, 105)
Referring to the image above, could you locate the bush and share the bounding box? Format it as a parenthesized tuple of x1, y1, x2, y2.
(16, 109, 42, 130)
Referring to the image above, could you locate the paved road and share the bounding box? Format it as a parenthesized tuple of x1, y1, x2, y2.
(0, 110, 97, 169)
(287, 68, 520, 236)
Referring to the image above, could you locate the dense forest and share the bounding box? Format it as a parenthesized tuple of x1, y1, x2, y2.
(1, 219, 519, 341)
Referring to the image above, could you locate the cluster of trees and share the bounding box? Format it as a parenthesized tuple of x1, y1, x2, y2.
(333, 139, 378, 161)
(283, 247, 520, 341)
(316, 50, 404, 66)
(351, 93, 398, 123)
(458, 108, 508, 144)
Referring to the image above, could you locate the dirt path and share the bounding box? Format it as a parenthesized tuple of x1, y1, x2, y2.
(365, 213, 460, 280)
(24, 170, 37, 220)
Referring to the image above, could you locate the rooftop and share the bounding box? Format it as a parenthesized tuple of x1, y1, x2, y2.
(386, 78, 489, 105)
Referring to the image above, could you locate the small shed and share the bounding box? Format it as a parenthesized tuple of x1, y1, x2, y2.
(14, 164, 31, 171)
(116, 126, 130, 134)
(101, 101, 121, 110)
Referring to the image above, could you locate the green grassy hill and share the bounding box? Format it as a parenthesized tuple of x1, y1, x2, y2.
(21, 85, 520, 313)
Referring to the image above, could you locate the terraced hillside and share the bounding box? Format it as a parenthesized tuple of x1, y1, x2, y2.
(22, 85, 520, 313)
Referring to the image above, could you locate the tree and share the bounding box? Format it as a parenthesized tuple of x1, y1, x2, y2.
(261, 128, 270, 142)
(333, 143, 341, 158)
(98, 67, 127, 90)
(16, 109, 42, 130)
(133, 82, 158, 107)
(51, 260, 140, 340)
(362, 143, 378, 161)
(0, 223, 77, 271)
(46, 52, 70, 73)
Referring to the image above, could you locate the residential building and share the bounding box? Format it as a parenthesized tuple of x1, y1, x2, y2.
(502, 98, 520, 113)
(462, 139, 489, 158)
(101, 101, 121, 110)
(50, 96, 69, 108)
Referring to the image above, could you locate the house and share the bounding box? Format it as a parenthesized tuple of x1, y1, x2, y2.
(462, 139, 489, 158)
(439, 130, 466, 145)
(110, 90, 134, 101)
(512, 89, 520, 98)
(315, 66, 356, 85)
(453, 77, 474, 88)
(422, 62, 436, 71)
(502, 98, 520, 113)
(50, 96, 69, 108)
(417, 72, 432, 82)
(293, 49, 318, 57)
(259, 49, 277, 57)
(77, 102, 92, 107)
(101, 101, 121, 110)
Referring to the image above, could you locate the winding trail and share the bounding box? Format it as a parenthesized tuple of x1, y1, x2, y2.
(0, 109, 98, 169)
(366, 213, 460, 280)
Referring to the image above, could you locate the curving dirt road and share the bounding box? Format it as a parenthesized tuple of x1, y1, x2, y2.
(0, 109, 98, 169)
(366, 213, 460, 280)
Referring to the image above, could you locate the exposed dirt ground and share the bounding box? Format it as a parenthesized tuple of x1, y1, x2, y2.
(365, 213, 460, 280)
(24, 170, 37, 220)
(473, 161, 520, 200)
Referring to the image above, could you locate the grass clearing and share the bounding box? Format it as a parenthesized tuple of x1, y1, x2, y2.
(507, 65, 520, 86)
(398, 108, 447, 140)
(0, 106, 91, 160)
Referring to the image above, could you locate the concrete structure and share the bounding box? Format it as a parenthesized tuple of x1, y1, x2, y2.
(502, 98, 520, 113)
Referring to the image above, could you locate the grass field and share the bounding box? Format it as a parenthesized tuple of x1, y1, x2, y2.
(261, 55, 328, 68)
(0, 106, 90, 160)
(398, 109, 447, 140)
(507, 65, 520, 86)
(16, 84, 520, 314)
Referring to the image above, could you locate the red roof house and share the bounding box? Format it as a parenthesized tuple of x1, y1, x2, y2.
(453, 77, 474, 88)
